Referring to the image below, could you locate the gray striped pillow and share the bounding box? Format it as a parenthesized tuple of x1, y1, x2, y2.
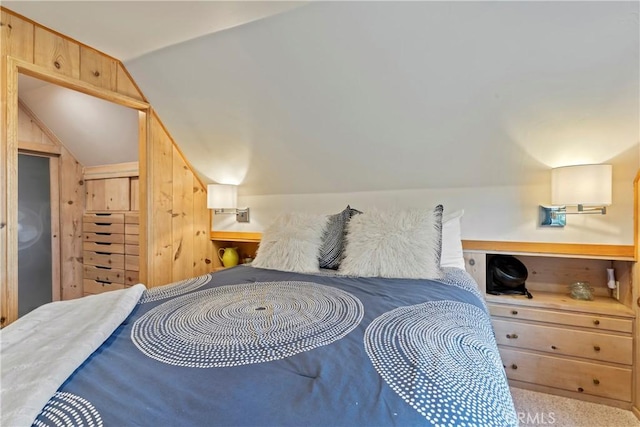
(318, 205, 360, 269)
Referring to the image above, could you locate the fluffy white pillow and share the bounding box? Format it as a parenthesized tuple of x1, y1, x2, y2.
(252, 213, 328, 273)
(441, 209, 465, 270)
(339, 206, 443, 279)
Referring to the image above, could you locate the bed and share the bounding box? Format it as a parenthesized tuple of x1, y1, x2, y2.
(2, 206, 518, 426)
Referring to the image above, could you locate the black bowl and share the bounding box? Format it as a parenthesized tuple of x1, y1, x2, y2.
(490, 256, 528, 288)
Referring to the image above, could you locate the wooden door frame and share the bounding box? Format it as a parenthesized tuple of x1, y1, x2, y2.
(2, 57, 149, 326)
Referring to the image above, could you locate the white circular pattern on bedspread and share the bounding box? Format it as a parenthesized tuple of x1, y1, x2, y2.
(33, 392, 102, 427)
(132, 281, 364, 367)
(138, 274, 212, 304)
(364, 301, 517, 427)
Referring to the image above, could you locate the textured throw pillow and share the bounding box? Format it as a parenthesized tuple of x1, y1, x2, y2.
(252, 213, 328, 273)
(339, 205, 443, 279)
(318, 205, 361, 269)
(441, 209, 466, 270)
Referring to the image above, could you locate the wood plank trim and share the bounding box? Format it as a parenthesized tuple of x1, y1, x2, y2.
(18, 140, 60, 155)
(18, 99, 64, 148)
(210, 231, 262, 242)
(10, 57, 149, 110)
(151, 109, 206, 191)
(462, 240, 635, 260)
(1, 6, 121, 63)
(83, 162, 139, 180)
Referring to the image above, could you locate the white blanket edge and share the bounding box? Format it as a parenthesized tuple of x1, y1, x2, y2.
(1, 284, 146, 427)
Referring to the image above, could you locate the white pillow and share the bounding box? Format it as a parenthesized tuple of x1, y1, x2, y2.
(441, 209, 465, 270)
(252, 213, 328, 273)
(339, 206, 443, 279)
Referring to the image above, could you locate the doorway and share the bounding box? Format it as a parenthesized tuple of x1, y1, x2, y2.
(17, 153, 57, 316)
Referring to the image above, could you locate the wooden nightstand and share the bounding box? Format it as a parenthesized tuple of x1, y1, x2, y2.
(210, 231, 261, 270)
(463, 243, 636, 410)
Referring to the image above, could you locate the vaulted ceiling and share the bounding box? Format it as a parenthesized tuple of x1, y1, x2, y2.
(6, 1, 639, 196)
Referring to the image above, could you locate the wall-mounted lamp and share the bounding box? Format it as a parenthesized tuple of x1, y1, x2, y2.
(540, 164, 612, 227)
(207, 184, 250, 223)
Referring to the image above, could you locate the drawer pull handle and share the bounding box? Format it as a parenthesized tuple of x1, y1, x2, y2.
(96, 232, 112, 236)
(506, 334, 518, 339)
(593, 319, 600, 325)
(511, 310, 518, 315)
(593, 379, 600, 385)
(551, 345, 557, 350)
(469, 259, 475, 266)
(593, 345, 601, 352)
(577, 387, 584, 393)
(510, 364, 518, 370)
(93, 70, 100, 77)
(96, 223, 112, 226)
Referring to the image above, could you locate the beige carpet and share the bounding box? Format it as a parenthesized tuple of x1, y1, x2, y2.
(511, 387, 640, 427)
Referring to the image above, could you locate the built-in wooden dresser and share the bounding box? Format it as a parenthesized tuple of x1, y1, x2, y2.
(463, 243, 636, 409)
(83, 211, 139, 295)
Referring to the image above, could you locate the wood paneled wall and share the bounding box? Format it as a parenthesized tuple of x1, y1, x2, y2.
(146, 113, 212, 286)
(1, 7, 214, 326)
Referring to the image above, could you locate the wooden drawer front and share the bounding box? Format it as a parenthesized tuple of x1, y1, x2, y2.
(499, 348, 631, 402)
(125, 255, 139, 272)
(83, 232, 125, 244)
(84, 279, 125, 295)
(83, 265, 124, 284)
(84, 222, 125, 234)
(83, 213, 124, 223)
(493, 319, 632, 365)
(83, 251, 125, 270)
(125, 223, 139, 235)
(83, 241, 125, 254)
(124, 233, 139, 245)
(125, 212, 140, 224)
(125, 270, 140, 286)
(126, 244, 139, 256)
(489, 304, 632, 333)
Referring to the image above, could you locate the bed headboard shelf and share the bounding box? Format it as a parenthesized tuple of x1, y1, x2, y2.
(462, 240, 635, 261)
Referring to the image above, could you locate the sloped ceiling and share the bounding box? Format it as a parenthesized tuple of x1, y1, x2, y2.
(6, 1, 640, 196)
(18, 75, 139, 167)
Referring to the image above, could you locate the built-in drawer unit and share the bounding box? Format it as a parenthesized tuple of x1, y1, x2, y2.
(499, 347, 632, 402)
(464, 247, 635, 409)
(82, 211, 139, 295)
(489, 298, 634, 407)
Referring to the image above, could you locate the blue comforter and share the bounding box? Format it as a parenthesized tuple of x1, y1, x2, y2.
(33, 266, 517, 427)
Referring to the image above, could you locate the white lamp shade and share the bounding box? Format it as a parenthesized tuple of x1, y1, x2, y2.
(207, 184, 237, 209)
(551, 164, 612, 206)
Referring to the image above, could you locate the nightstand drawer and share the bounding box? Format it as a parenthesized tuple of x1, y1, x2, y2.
(499, 348, 632, 402)
(83, 265, 124, 284)
(82, 241, 125, 254)
(489, 304, 632, 333)
(493, 319, 632, 365)
(83, 251, 125, 270)
(83, 232, 125, 244)
(83, 222, 125, 234)
(83, 279, 125, 295)
(83, 213, 124, 223)
(124, 270, 139, 286)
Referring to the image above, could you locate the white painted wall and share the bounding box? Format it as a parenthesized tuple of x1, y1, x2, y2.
(214, 158, 636, 245)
